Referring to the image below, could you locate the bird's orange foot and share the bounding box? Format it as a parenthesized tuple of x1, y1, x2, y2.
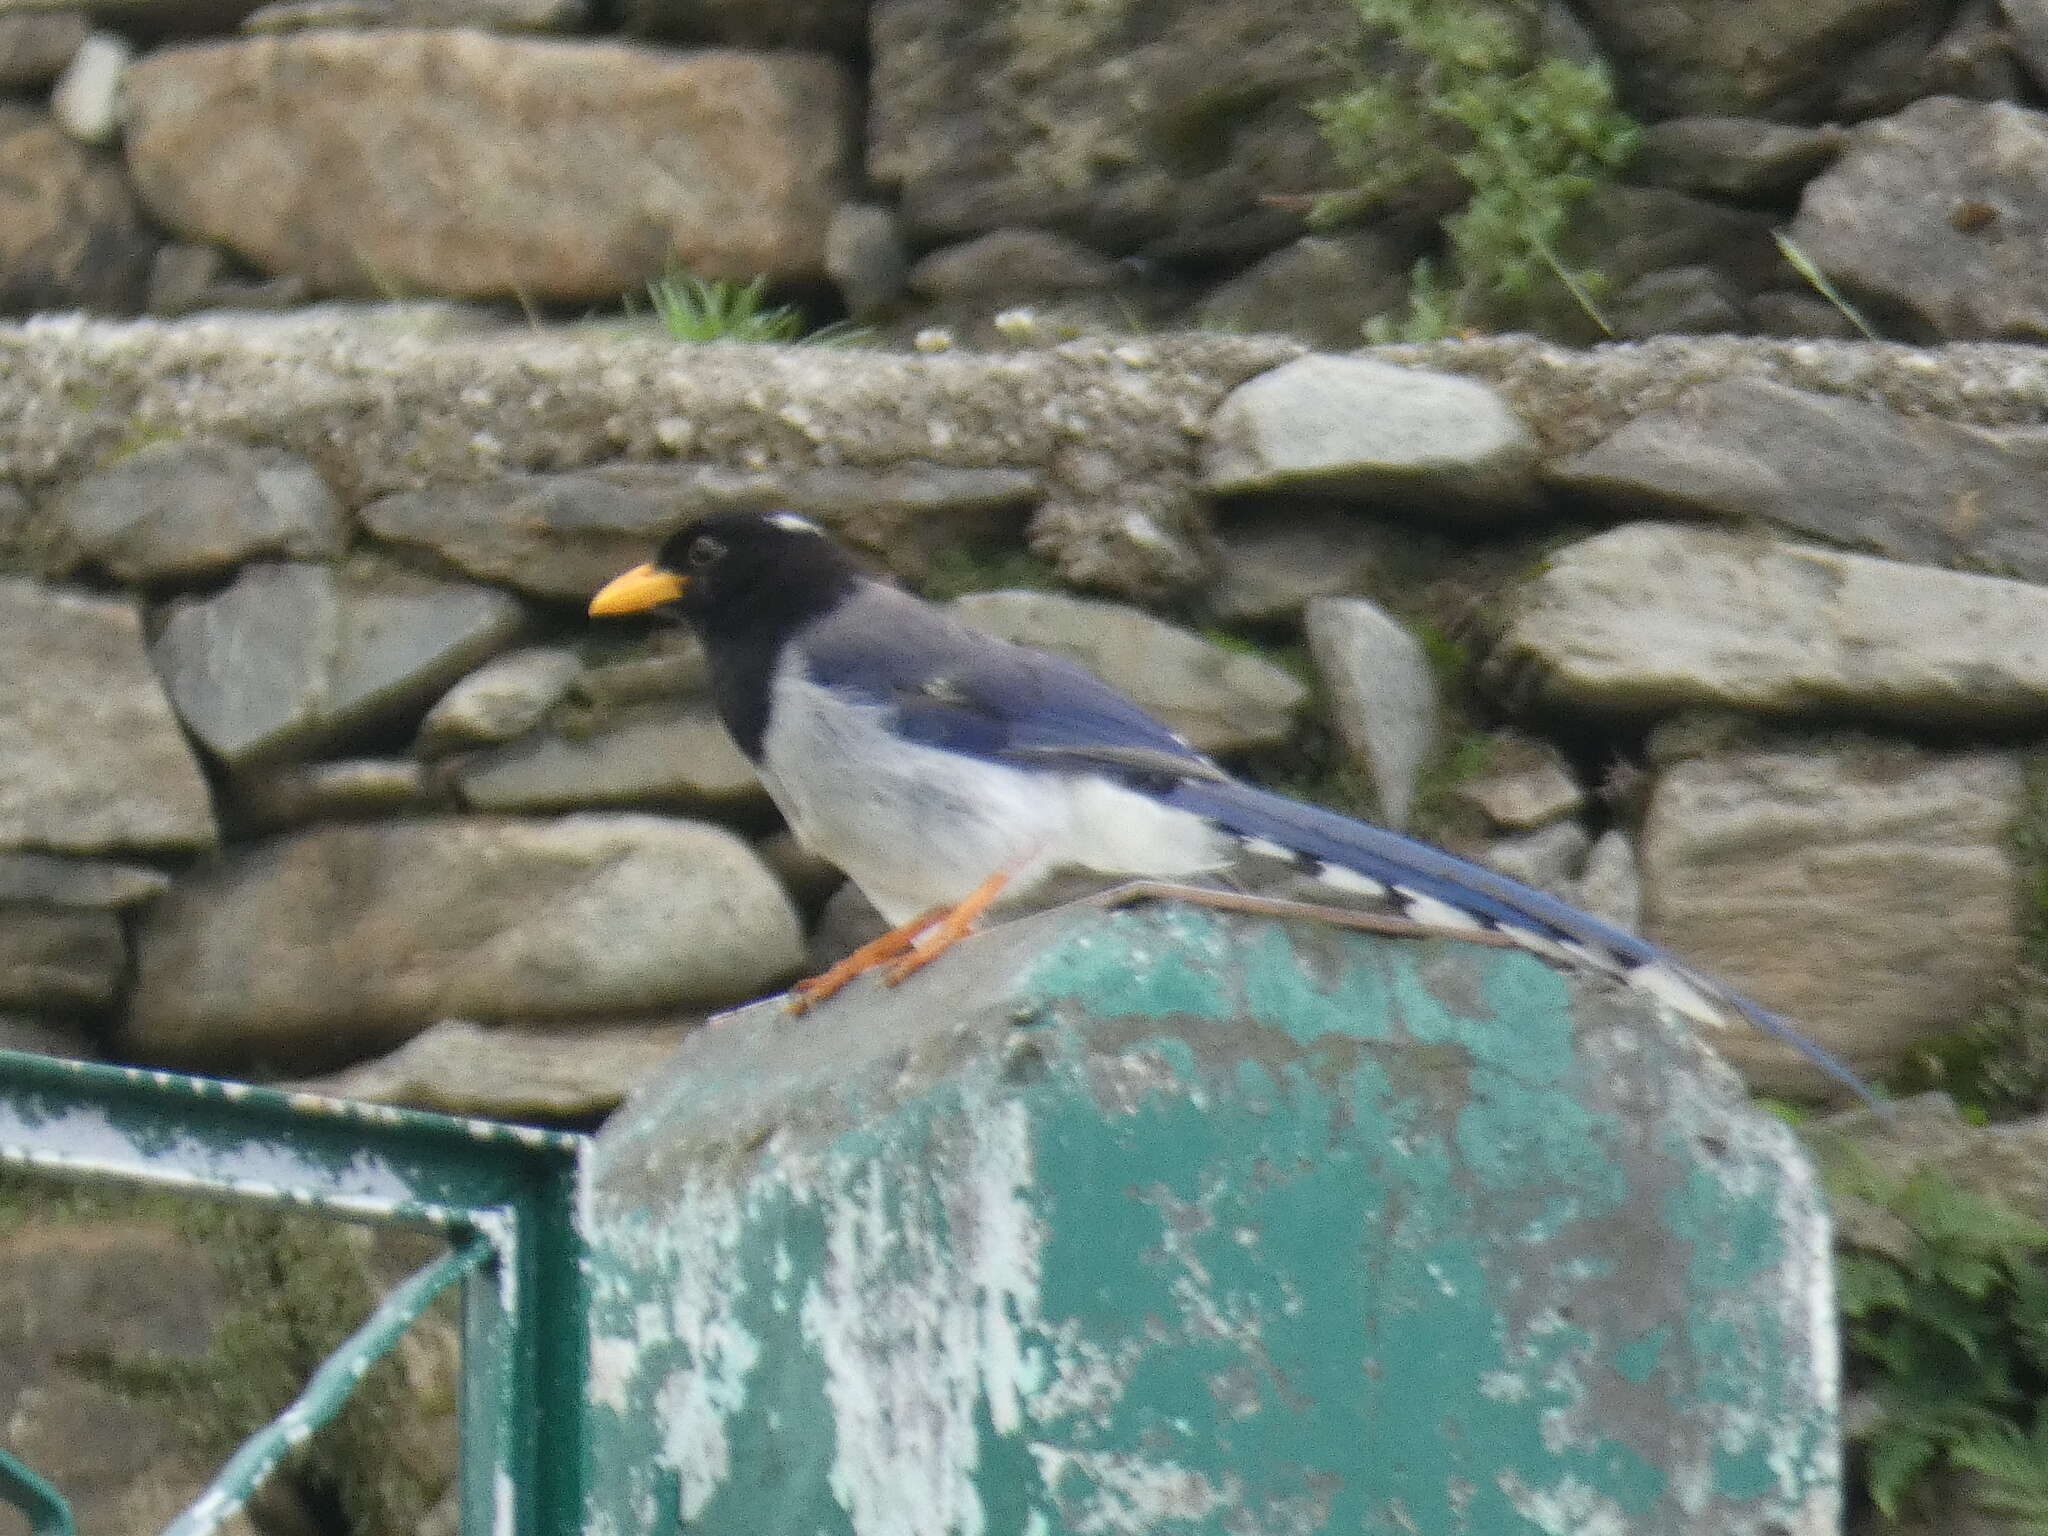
(787, 905, 945, 1015)
(884, 867, 1013, 987)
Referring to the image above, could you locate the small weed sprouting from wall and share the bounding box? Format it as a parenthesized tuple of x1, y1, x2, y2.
(1310, 0, 1637, 341)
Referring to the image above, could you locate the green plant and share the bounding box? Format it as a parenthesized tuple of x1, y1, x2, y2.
(1826, 1155, 2048, 1524)
(646, 270, 807, 343)
(1775, 232, 1880, 342)
(641, 268, 870, 346)
(1310, 0, 1638, 340)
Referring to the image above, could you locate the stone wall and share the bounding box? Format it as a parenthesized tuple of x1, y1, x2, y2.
(5, 0, 2048, 350)
(7, 319, 2048, 1533)
(2, 316, 2046, 1115)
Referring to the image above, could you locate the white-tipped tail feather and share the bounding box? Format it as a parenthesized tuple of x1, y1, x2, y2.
(1173, 782, 1878, 1106)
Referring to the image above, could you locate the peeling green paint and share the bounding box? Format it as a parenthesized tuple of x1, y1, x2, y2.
(584, 901, 1839, 1536)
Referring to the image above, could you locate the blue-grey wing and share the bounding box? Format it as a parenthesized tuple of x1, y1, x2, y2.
(796, 584, 1226, 783)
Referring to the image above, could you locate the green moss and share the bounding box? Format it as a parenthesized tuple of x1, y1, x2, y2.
(917, 544, 1064, 601)
(1200, 627, 1316, 687)
(1310, 0, 1638, 340)
(1408, 614, 1475, 693)
(1406, 727, 1498, 834)
(101, 422, 183, 465)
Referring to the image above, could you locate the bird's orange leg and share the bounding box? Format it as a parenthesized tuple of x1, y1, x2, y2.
(884, 866, 1015, 986)
(787, 904, 948, 1015)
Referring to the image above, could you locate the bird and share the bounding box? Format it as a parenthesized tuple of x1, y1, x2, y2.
(589, 509, 1876, 1105)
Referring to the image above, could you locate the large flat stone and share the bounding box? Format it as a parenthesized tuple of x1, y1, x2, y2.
(584, 900, 1839, 1535)
(454, 701, 765, 814)
(122, 33, 854, 300)
(1789, 96, 2048, 341)
(1642, 741, 2025, 1095)
(1487, 523, 2048, 728)
(0, 579, 216, 854)
(151, 560, 525, 768)
(49, 436, 346, 582)
(1204, 356, 1543, 516)
(124, 814, 804, 1068)
(1550, 375, 2048, 581)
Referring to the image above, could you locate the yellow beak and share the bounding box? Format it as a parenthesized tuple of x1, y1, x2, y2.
(589, 563, 687, 617)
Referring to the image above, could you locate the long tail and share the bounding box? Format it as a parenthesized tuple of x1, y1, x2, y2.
(1162, 777, 1879, 1107)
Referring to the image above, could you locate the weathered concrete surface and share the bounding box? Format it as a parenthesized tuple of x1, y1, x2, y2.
(0, 316, 1298, 597)
(18, 321, 2048, 595)
(584, 900, 1840, 1536)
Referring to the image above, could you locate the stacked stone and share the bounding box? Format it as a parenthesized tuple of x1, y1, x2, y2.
(1, 323, 2045, 1115)
(5, 0, 2048, 348)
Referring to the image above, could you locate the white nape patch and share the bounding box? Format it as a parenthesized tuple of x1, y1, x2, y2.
(1238, 836, 1296, 863)
(1315, 863, 1389, 898)
(1393, 887, 1487, 932)
(769, 512, 823, 534)
(1626, 962, 1728, 1029)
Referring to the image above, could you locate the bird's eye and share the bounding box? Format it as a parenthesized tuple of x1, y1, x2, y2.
(687, 536, 725, 569)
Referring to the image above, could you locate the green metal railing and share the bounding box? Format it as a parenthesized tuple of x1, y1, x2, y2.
(0, 1446, 72, 1536)
(0, 1047, 592, 1536)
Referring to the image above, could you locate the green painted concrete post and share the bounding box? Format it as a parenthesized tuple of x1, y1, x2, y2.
(581, 900, 1839, 1535)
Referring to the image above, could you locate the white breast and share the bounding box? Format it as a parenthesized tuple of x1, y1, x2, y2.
(758, 665, 1230, 925)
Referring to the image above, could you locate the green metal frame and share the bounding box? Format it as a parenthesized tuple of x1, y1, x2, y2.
(0, 1047, 592, 1536)
(0, 1446, 73, 1536)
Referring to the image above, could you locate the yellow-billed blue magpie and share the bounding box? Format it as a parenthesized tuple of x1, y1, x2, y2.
(591, 509, 1874, 1103)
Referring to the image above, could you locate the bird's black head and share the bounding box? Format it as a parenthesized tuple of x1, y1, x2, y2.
(588, 510, 866, 759)
(589, 510, 862, 638)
